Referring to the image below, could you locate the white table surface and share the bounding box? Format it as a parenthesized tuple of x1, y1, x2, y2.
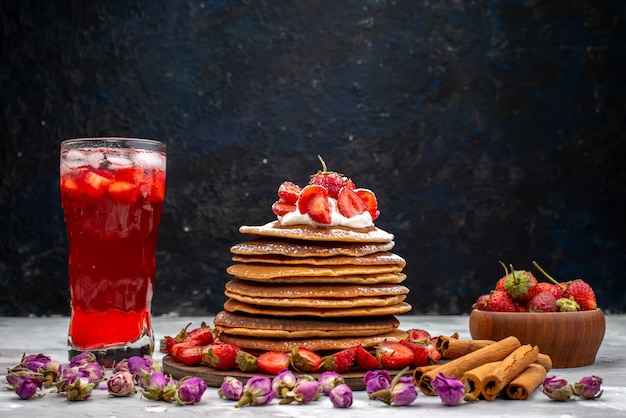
(1, 314, 625, 417)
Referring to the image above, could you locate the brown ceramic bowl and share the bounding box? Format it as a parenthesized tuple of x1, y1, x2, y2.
(468, 308, 605, 368)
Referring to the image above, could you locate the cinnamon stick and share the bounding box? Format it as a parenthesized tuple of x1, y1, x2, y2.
(535, 353, 552, 372)
(464, 361, 499, 399)
(418, 336, 521, 396)
(412, 364, 440, 386)
(504, 363, 547, 400)
(438, 337, 495, 359)
(482, 344, 539, 401)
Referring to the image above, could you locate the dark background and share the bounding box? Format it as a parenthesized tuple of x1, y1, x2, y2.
(2, 0, 625, 317)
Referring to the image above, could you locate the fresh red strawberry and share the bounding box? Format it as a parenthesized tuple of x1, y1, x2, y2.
(257, 351, 291, 374)
(562, 279, 597, 311)
(298, 184, 331, 224)
(473, 293, 491, 311)
(164, 322, 192, 355)
(504, 268, 539, 302)
(495, 276, 507, 292)
(376, 341, 415, 370)
(272, 201, 297, 216)
(290, 346, 323, 372)
(527, 291, 558, 312)
(202, 343, 239, 371)
(485, 290, 518, 312)
(354, 189, 379, 221)
(354, 345, 380, 370)
(535, 282, 563, 300)
(236, 350, 259, 372)
(406, 329, 432, 342)
(169, 340, 200, 364)
(533, 261, 597, 311)
(400, 340, 439, 368)
(176, 344, 207, 366)
(308, 155, 354, 199)
(337, 187, 367, 218)
(277, 181, 301, 204)
(108, 181, 138, 205)
(322, 347, 356, 373)
(184, 323, 214, 346)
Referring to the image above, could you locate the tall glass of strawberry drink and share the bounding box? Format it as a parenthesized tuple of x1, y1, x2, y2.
(60, 138, 166, 367)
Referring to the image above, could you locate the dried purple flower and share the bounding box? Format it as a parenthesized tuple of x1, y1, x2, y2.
(364, 369, 392, 395)
(236, 376, 277, 407)
(21, 354, 51, 373)
(329, 383, 353, 408)
(318, 371, 345, 396)
(64, 376, 95, 401)
(218, 376, 244, 401)
(69, 352, 96, 367)
(15, 375, 43, 400)
(279, 378, 322, 404)
(79, 362, 105, 387)
(432, 373, 466, 406)
(271, 368, 297, 398)
(174, 376, 208, 405)
(41, 360, 63, 388)
(141, 371, 177, 402)
(369, 367, 418, 406)
(128, 355, 159, 386)
(573, 375, 603, 400)
(541, 376, 574, 401)
(107, 371, 136, 397)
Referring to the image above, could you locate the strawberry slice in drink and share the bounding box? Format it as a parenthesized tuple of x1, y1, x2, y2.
(108, 181, 139, 205)
(84, 170, 113, 197)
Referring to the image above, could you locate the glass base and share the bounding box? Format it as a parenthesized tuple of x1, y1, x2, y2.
(68, 335, 154, 368)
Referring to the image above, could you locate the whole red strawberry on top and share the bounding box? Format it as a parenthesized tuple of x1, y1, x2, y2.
(309, 155, 355, 199)
(271, 156, 380, 224)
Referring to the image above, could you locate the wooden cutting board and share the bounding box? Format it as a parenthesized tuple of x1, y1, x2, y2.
(162, 355, 369, 390)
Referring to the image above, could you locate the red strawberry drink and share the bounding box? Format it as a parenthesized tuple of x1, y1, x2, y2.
(60, 138, 166, 366)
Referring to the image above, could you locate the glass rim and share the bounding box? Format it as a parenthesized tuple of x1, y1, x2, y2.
(61, 137, 166, 151)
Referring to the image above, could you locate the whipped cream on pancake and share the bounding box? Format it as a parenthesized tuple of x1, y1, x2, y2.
(278, 196, 374, 228)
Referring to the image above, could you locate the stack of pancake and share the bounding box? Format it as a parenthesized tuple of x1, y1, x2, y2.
(214, 221, 411, 353)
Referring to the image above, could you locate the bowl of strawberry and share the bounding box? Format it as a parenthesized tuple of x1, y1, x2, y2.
(468, 262, 605, 368)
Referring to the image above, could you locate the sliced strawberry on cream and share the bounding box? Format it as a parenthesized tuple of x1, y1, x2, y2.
(298, 184, 331, 224)
(337, 186, 367, 218)
(354, 188, 379, 221)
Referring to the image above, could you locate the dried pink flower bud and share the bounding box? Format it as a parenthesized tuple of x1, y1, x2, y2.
(573, 375, 603, 400)
(219, 376, 244, 401)
(15, 375, 43, 400)
(541, 376, 573, 401)
(318, 371, 345, 396)
(236, 376, 276, 407)
(107, 371, 136, 397)
(432, 373, 465, 406)
(329, 383, 353, 408)
(174, 376, 208, 405)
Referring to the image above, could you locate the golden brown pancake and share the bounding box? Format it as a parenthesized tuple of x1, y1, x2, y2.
(230, 272, 407, 285)
(239, 221, 394, 243)
(224, 293, 406, 308)
(231, 252, 406, 267)
(230, 238, 395, 257)
(225, 279, 409, 299)
(223, 299, 413, 317)
(226, 263, 403, 280)
(214, 310, 400, 338)
(217, 329, 409, 352)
